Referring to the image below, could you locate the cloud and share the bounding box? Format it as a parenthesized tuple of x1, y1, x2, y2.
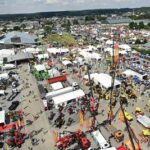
(0, 0, 149, 14)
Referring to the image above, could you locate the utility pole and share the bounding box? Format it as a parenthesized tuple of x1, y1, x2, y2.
(86, 64, 93, 97)
(120, 100, 136, 150)
(108, 35, 115, 124)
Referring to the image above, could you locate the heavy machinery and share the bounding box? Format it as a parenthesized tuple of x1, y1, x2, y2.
(56, 130, 90, 150)
(103, 120, 124, 142)
(126, 89, 137, 99)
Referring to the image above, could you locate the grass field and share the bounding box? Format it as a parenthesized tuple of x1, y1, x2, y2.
(45, 34, 77, 47)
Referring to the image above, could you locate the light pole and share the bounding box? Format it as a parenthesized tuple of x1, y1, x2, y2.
(86, 64, 93, 97)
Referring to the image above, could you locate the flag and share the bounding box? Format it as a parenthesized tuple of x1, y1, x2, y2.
(114, 44, 119, 64)
(119, 110, 125, 122)
(79, 110, 84, 127)
(86, 118, 90, 129)
(52, 130, 59, 143)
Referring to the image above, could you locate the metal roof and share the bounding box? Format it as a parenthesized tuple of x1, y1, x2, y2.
(106, 18, 132, 24)
(7, 52, 34, 62)
(0, 31, 37, 44)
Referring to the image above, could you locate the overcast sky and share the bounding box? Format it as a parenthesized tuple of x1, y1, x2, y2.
(0, 0, 149, 14)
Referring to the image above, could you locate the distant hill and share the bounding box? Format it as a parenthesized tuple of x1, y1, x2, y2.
(0, 7, 149, 21)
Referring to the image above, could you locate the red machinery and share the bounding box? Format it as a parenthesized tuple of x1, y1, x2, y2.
(7, 131, 26, 147)
(56, 130, 90, 149)
(117, 146, 127, 150)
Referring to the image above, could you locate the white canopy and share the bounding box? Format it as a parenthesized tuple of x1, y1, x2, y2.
(84, 73, 99, 80)
(51, 82, 63, 90)
(34, 64, 46, 71)
(93, 73, 121, 89)
(0, 49, 15, 59)
(2, 64, 16, 70)
(106, 40, 113, 45)
(0, 90, 5, 95)
(0, 110, 5, 124)
(47, 47, 69, 54)
(23, 47, 41, 54)
(37, 53, 49, 60)
(0, 73, 9, 80)
(62, 60, 72, 66)
(52, 89, 85, 107)
(119, 44, 131, 51)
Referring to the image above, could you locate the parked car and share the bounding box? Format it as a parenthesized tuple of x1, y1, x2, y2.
(8, 101, 19, 111)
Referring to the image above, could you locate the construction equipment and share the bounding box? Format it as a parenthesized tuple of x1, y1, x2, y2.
(126, 89, 137, 99)
(120, 99, 141, 150)
(56, 130, 90, 150)
(103, 121, 124, 142)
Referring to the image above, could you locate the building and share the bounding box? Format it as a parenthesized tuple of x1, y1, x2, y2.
(0, 31, 38, 49)
(105, 17, 132, 25)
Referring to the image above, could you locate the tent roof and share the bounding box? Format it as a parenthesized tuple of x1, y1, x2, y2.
(51, 82, 63, 90)
(34, 64, 46, 71)
(94, 73, 121, 89)
(0, 110, 5, 124)
(7, 52, 33, 62)
(53, 89, 85, 105)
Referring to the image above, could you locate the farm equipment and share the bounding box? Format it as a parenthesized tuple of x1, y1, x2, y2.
(56, 130, 90, 150)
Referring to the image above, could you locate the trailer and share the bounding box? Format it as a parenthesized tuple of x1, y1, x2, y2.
(136, 115, 150, 129)
(46, 86, 74, 100)
(91, 130, 110, 149)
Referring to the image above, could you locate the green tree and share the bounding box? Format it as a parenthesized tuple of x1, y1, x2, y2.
(135, 39, 141, 44)
(147, 22, 150, 27)
(73, 19, 79, 25)
(13, 26, 20, 31)
(129, 22, 135, 29)
(21, 24, 26, 30)
(2, 26, 7, 32)
(44, 26, 52, 35)
(139, 21, 145, 29)
(85, 16, 95, 21)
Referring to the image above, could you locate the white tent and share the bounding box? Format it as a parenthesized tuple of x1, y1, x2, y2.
(51, 82, 63, 90)
(106, 40, 113, 45)
(52, 89, 85, 109)
(0, 73, 9, 80)
(62, 60, 72, 66)
(0, 110, 5, 124)
(84, 73, 99, 80)
(48, 68, 60, 77)
(47, 48, 69, 54)
(23, 47, 41, 54)
(119, 44, 131, 51)
(0, 49, 15, 59)
(34, 64, 46, 71)
(93, 73, 121, 89)
(37, 53, 49, 61)
(0, 90, 5, 96)
(2, 64, 16, 70)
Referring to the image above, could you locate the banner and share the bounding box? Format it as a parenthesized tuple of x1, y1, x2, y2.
(119, 110, 125, 122)
(86, 118, 90, 129)
(79, 110, 84, 127)
(52, 130, 59, 143)
(114, 44, 119, 64)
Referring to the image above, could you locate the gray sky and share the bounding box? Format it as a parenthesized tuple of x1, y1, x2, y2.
(0, 0, 149, 14)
